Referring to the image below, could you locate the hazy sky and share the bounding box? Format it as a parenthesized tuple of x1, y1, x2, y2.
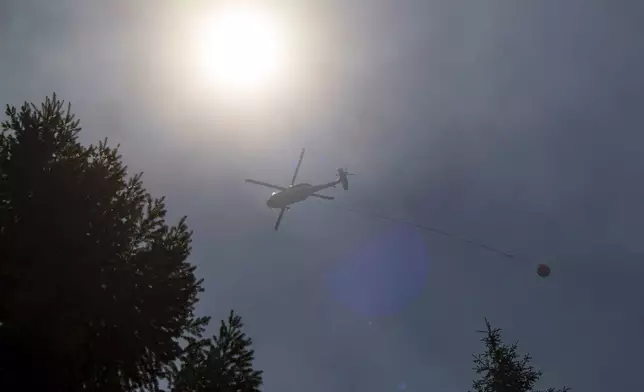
(2, 0, 644, 391)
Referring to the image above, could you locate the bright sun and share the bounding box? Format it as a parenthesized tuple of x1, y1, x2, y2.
(194, 6, 288, 93)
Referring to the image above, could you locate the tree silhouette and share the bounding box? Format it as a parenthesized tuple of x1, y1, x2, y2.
(0, 95, 208, 392)
(471, 319, 570, 392)
(170, 310, 263, 392)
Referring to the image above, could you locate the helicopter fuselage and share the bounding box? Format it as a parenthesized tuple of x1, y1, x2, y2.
(245, 148, 352, 230)
(267, 181, 338, 209)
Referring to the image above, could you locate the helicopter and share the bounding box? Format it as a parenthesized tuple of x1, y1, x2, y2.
(245, 148, 353, 230)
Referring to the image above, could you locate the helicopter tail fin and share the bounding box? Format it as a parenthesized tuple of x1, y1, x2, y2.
(337, 168, 354, 190)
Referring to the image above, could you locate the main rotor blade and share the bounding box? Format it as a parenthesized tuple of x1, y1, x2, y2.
(245, 179, 286, 191)
(290, 148, 305, 185)
(274, 208, 286, 231)
(310, 193, 334, 200)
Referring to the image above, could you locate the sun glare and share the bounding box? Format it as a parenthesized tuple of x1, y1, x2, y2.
(195, 6, 288, 94)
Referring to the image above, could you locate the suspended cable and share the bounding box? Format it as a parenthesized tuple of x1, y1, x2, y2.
(312, 200, 555, 277)
(312, 200, 519, 261)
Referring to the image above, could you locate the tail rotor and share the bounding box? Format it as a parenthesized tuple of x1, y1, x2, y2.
(337, 168, 354, 190)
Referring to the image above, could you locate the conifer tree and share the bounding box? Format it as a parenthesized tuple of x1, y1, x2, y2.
(170, 310, 263, 392)
(0, 95, 207, 392)
(471, 319, 570, 392)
